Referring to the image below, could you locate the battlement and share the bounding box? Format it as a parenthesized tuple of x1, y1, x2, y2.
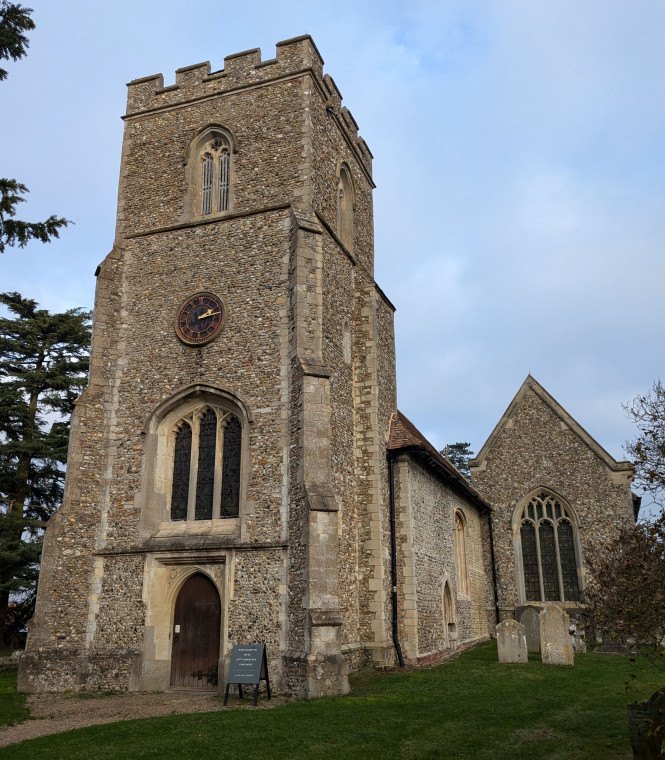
(126, 35, 324, 114)
(126, 35, 372, 176)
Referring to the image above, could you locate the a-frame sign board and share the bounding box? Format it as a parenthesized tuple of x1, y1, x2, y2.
(223, 643, 271, 706)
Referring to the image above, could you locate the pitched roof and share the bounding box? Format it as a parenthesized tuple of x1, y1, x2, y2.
(469, 374, 633, 474)
(388, 411, 491, 511)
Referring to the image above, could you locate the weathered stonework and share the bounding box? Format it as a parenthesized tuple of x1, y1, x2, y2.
(388, 413, 494, 665)
(20, 36, 489, 698)
(470, 375, 637, 621)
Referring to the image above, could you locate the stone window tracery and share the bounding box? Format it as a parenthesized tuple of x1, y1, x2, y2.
(169, 404, 242, 521)
(516, 491, 581, 603)
(183, 126, 234, 219)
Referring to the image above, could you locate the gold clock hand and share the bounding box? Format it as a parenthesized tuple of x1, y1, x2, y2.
(197, 309, 221, 320)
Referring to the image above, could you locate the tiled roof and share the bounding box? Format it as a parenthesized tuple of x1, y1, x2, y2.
(388, 411, 491, 511)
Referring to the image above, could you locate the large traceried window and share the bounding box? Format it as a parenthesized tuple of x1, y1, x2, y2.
(170, 405, 241, 521)
(517, 491, 581, 603)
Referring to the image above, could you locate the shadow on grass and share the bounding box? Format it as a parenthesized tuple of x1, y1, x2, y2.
(1, 641, 661, 760)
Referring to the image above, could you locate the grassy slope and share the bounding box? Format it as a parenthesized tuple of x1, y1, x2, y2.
(2, 642, 662, 760)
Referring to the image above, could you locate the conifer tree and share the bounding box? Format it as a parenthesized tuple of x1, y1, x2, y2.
(440, 442, 474, 479)
(0, 292, 90, 644)
(1, 2, 69, 253)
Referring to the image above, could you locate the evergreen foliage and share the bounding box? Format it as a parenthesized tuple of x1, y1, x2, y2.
(440, 441, 473, 479)
(0, 2, 69, 253)
(0, 292, 90, 645)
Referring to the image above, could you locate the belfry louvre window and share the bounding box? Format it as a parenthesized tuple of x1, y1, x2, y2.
(200, 140, 230, 215)
(518, 492, 580, 603)
(170, 407, 241, 521)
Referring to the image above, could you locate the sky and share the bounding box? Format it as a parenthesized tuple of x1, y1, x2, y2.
(2, 1, 665, 510)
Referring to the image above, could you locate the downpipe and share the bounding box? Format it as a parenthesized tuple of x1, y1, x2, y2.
(387, 451, 405, 667)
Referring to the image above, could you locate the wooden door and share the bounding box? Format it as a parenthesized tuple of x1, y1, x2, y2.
(170, 573, 221, 689)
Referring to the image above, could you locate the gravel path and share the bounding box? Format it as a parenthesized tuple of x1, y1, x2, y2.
(0, 689, 287, 747)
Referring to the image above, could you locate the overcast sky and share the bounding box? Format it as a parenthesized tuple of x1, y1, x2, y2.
(2, 1, 664, 509)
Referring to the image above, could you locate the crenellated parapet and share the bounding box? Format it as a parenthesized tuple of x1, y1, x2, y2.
(126, 36, 323, 114)
(321, 74, 373, 175)
(125, 35, 372, 177)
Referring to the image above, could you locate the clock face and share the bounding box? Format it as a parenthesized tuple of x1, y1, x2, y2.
(175, 292, 225, 346)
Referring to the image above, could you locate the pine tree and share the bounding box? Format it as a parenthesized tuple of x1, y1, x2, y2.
(1, 2, 70, 253)
(440, 442, 474, 479)
(0, 292, 90, 645)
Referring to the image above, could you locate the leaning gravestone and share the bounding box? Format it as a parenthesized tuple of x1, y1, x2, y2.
(496, 619, 528, 663)
(539, 604, 574, 665)
(519, 606, 541, 653)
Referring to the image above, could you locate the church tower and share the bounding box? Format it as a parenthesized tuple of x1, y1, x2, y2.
(19, 36, 399, 697)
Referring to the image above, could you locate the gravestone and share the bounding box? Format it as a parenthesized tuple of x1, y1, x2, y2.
(519, 606, 541, 653)
(496, 619, 528, 663)
(539, 604, 574, 665)
(569, 621, 587, 654)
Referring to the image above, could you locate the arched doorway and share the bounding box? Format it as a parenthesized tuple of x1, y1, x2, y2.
(170, 573, 221, 689)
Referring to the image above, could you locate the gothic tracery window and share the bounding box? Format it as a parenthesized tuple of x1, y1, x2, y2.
(184, 126, 233, 219)
(169, 405, 241, 521)
(517, 491, 580, 603)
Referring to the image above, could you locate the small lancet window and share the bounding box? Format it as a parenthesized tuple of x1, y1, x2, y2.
(194, 409, 217, 520)
(221, 415, 241, 518)
(337, 164, 354, 252)
(201, 153, 214, 215)
(218, 150, 230, 213)
(454, 511, 469, 596)
(517, 491, 581, 603)
(170, 422, 192, 521)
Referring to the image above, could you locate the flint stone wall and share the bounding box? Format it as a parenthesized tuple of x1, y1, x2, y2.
(470, 378, 635, 618)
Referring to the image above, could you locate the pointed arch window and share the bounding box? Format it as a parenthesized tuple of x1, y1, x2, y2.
(184, 126, 234, 219)
(199, 139, 231, 215)
(454, 511, 469, 596)
(337, 164, 354, 252)
(517, 491, 581, 603)
(169, 405, 242, 521)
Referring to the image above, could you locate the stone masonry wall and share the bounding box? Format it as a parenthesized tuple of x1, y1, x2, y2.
(22, 36, 388, 697)
(471, 383, 635, 617)
(395, 456, 491, 662)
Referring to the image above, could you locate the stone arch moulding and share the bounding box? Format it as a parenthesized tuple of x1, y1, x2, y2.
(442, 574, 458, 649)
(182, 124, 237, 220)
(139, 552, 229, 692)
(142, 383, 254, 434)
(138, 384, 253, 540)
(511, 486, 584, 606)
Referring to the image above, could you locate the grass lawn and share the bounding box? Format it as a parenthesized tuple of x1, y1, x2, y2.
(1, 641, 662, 759)
(0, 670, 29, 728)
